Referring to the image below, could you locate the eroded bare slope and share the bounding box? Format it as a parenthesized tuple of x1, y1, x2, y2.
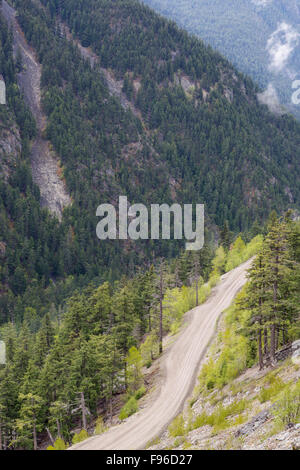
(2, 0, 71, 218)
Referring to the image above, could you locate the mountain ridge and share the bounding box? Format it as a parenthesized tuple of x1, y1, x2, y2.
(143, 0, 300, 119)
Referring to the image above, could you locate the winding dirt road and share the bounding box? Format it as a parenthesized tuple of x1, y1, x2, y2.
(71, 258, 252, 450)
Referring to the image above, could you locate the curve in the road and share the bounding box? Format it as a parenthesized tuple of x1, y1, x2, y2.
(70, 258, 253, 450)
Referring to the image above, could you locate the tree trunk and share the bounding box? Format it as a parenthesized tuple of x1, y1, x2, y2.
(148, 307, 151, 332)
(109, 395, 113, 424)
(56, 419, 61, 439)
(283, 327, 287, 345)
(46, 427, 55, 446)
(33, 421, 37, 451)
(124, 359, 128, 391)
(270, 324, 276, 365)
(264, 328, 268, 356)
(275, 326, 280, 350)
(80, 392, 87, 431)
(159, 265, 163, 354)
(32, 397, 38, 451)
(0, 419, 2, 451)
(271, 255, 279, 366)
(109, 372, 114, 424)
(258, 329, 263, 370)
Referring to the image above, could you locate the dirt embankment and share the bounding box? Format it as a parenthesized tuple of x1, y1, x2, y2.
(1, 0, 71, 219)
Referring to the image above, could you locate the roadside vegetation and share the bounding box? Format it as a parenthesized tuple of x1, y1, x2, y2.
(165, 215, 300, 449)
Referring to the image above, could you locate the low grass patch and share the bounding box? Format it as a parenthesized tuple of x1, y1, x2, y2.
(168, 413, 186, 438)
(192, 399, 250, 432)
(258, 377, 286, 403)
(146, 436, 160, 448)
(272, 379, 300, 426)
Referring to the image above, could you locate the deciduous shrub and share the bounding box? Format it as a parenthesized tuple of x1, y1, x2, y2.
(72, 429, 89, 445)
(168, 413, 186, 437)
(273, 380, 300, 426)
(119, 397, 138, 420)
(47, 438, 67, 450)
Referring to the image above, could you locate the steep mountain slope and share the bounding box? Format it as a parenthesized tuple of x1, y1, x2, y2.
(0, 0, 176, 324)
(1, 0, 300, 325)
(0, 13, 66, 324)
(2, 0, 70, 218)
(143, 0, 300, 118)
(12, 0, 300, 228)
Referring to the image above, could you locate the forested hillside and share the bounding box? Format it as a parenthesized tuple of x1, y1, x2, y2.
(0, 212, 298, 450)
(27, 0, 300, 224)
(0, 0, 299, 325)
(0, 0, 299, 450)
(0, 0, 182, 325)
(0, 14, 65, 326)
(0, 234, 215, 450)
(143, 0, 300, 118)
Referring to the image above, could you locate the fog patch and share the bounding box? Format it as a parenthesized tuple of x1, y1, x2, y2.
(257, 83, 286, 114)
(267, 22, 299, 73)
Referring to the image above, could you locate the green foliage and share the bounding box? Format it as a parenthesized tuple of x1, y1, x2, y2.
(119, 397, 138, 421)
(163, 286, 195, 332)
(4, 0, 300, 324)
(259, 378, 286, 403)
(198, 290, 253, 392)
(273, 380, 300, 426)
(212, 246, 226, 274)
(196, 218, 299, 410)
(192, 399, 249, 432)
(2, 0, 300, 325)
(94, 416, 106, 435)
(0, 0, 299, 451)
(126, 347, 144, 394)
(241, 216, 300, 366)
(140, 332, 159, 367)
(225, 235, 263, 272)
(168, 413, 186, 437)
(0, 245, 214, 448)
(47, 438, 67, 450)
(72, 429, 89, 445)
(135, 386, 146, 400)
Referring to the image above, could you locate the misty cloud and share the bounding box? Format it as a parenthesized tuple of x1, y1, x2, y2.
(251, 0, 273, 7)
(267, 22, 299, 73)
(257, 83, 286, 114)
